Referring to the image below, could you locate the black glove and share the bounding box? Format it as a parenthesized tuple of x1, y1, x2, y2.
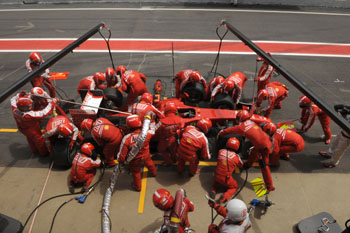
(208, 199, 215, 208)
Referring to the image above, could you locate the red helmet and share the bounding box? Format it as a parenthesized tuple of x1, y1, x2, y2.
(257, 89, 269, 102)
(29, 52, 43, 66)
(152, 189, 174, 211)
(80, 142, 95, 156)
(30, 87, 45, 98)
(263, 122, 277, 136)
(105, 67, 115, 80)
(298, 95, 312, 108)
(58, 123, 73, 137)
(197, 118, 212, 134)
(93, 72, 106, 85)
(126, 114, 142, 129)
(237, 110, 250, 122)
(164, 102, 177, 115)
(17, 97, 33, 112)
(189, 71, 201, 82)
(223, 80, 235, 93)
(80, 118, 93, 132)
(226, 137, 240, 151)
(116, 65, 126, 77)
(140, 93, 153, 104)
(215, 76, 225, 86)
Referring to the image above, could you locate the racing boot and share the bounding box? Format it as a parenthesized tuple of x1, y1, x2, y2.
(323, 162, 336, 168)
(209, 190, 216, 199)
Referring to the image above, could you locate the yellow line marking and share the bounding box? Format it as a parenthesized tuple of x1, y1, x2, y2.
(138, 167, 148, 214)
(0, 129, 18, 132)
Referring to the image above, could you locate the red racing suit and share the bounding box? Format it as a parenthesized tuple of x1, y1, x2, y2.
(208, 203, 252, 233)
(270, 128, 305, 166)
(70, 152, 101, 187)
(212, 149, 243, 202)
(131, 101, 164, 121)
(26, 59, 56, 98)
(211, 72, 247, 104)
(161, 192, 194, 233)
(177, 126, 211, 176)
(77, 76, 107, 94)
(174, 69, 208, 99)
(43, 115, 83, 152)
(157, 113, 184, 165)
(121, 70, 149, 107)
(91, 117, 124, 166)
(219, 120, 274, 191)
(256, 60, 275, 92)
(11, 96, 54, 156)
(300, 104, 331, 142)
(256, 81, 288, 118)
(117, 128, 156, 191)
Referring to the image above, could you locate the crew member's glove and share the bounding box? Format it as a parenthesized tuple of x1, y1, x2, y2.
(208, 199, 215, 208)
(19, 91, 27, 97)
(69, 140, 75, 150)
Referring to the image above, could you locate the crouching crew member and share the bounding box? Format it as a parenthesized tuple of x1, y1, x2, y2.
(174, 69, 208, 100)
(69, 143, 101, 193)
(298, 95, 331, 144)
(177, 118, 212, 176)
(117, 115, 157, 191)
(263, 123, 305, 166)
(43, 115, 84, 153)
(208, 199, 252, 233)
(153, 188, 194, 233)
(81, 117, 124, 168)
(210, 137, 243, 203)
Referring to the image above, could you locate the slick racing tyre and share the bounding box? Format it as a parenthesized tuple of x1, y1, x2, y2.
(51, 138, 77, 168)
(182, 82, 206, 104)
(103, 87, 123, 107)
(211, 93, 235, 110)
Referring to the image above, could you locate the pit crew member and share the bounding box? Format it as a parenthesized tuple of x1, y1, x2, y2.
(210, 137, 244, 203)
(174, 69, 208, 100)
(81, 117, 124, 167)
(153, 188, 194, 233)
(298, 95, 331, 144)
(117, 115, 157, 191)
(177, 118, 212, 176)
(69, 143, 101, 193)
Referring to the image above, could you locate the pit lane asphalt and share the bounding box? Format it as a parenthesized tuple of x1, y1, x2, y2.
(0, 5, 349, 233)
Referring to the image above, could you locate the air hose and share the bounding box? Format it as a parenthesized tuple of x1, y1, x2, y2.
(210, 24, 228, 78)
(102, 115, 151, 233)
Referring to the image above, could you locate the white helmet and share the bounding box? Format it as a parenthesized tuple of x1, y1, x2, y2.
(226, 199, 248, 222)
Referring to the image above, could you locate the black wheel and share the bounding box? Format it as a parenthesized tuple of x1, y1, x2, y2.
(103, 88, 123, 107)
(211, 93, 235, 110)
(182, 82, 206, 104)
(51, 138, 77, 168)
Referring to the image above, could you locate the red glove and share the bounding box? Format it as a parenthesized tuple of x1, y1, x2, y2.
(69, 140, 75, 150)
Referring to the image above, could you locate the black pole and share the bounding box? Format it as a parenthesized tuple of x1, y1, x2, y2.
(221, 20, 350, 134)
(0, 23, 106, 104)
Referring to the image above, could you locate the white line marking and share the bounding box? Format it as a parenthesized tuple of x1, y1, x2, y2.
(0, 50, 349, 58)
(0, 8, 349, 17)
(28, 162, 54, 233)
(0, 38, 349, 46)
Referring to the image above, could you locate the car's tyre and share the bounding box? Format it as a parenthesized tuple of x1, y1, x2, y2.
(103, 87, 123, 107)
(211, 93, 235, 110)
(51, 138, 77, 168)
(182, 82, 206, 104)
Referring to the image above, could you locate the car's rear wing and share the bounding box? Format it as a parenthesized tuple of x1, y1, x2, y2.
(220, 20, 350, 134)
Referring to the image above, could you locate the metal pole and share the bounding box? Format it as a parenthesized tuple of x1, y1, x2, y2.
(0, 23, 106, 104)
(220, 20, 350, 134)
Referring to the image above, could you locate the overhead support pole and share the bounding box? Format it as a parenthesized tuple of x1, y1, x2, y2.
(220, 20, 350, 134)
(0, 22, 106, 104)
